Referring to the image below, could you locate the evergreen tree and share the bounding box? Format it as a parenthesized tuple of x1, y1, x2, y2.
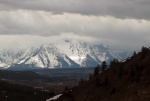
(118, 67, 123, 78)
(101, 61, 107, 71)
(110, 59, 119, 67)
(132, 51, 136, 56)
(93, 65, 100, 77)
(111, 87, 116, 95)
(65, 86, 69, 92)
(79, 78, 84, 84)
(104, 76, 108, 86)
(89, 74, 93, 80)
(96, 77, 100, 87)
(141, 46, 149, 58)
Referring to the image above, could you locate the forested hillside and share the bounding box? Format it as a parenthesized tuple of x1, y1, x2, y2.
(56, 47, 150, 101)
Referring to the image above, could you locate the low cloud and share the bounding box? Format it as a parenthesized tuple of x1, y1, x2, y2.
(0, 1, 150, 51)
(0, 10, 150, 36)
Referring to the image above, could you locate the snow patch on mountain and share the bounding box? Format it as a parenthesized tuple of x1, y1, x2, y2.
(0, 40, 130, 69)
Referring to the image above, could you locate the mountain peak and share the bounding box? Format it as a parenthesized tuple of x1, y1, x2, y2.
(0, 41, 130, 69)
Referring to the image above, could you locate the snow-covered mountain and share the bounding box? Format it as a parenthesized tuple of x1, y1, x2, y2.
(0, 40, 130, 69)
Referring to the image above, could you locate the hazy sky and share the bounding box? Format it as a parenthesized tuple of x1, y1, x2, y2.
(0, 0, 150, 51)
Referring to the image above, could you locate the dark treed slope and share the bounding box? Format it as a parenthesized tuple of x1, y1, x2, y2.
(56, 47, 150, 101)
(0, 80, 54, 101)
(0, 70, 52, 81)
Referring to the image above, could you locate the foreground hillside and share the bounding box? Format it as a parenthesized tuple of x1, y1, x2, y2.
(56, 47, 150, 101)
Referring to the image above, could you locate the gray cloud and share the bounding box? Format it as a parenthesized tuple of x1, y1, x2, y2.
(0, 10, 150, 51)
(0, 11, 150, 36)
(0, 0, 150, 19)
(0, 33, 149, 51)
(0, 0, 150, 51)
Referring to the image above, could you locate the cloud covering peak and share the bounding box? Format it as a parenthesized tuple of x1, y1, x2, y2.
(0, 0, 150, 51)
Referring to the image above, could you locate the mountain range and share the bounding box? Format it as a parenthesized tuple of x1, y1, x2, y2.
(0, 40, 130, 70)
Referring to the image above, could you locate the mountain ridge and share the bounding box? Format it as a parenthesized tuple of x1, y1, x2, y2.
(0, 40, 130, 69)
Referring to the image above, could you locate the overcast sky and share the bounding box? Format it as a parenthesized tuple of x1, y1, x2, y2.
(0, 0, 150, 51)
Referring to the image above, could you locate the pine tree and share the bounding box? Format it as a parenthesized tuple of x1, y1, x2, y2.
(93, 65, 100, 77)
(96, 77, 100, 87)
(133, 51, 136, 56)
(104, 76, 108, 86)
(79, 78, 84, 84)
(65, 86, 69, 92)
(89, 74, 93, 80)
(111, 87, 116, 95)
(110, 59, 119, 67)
(101, 61, 107, 71)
